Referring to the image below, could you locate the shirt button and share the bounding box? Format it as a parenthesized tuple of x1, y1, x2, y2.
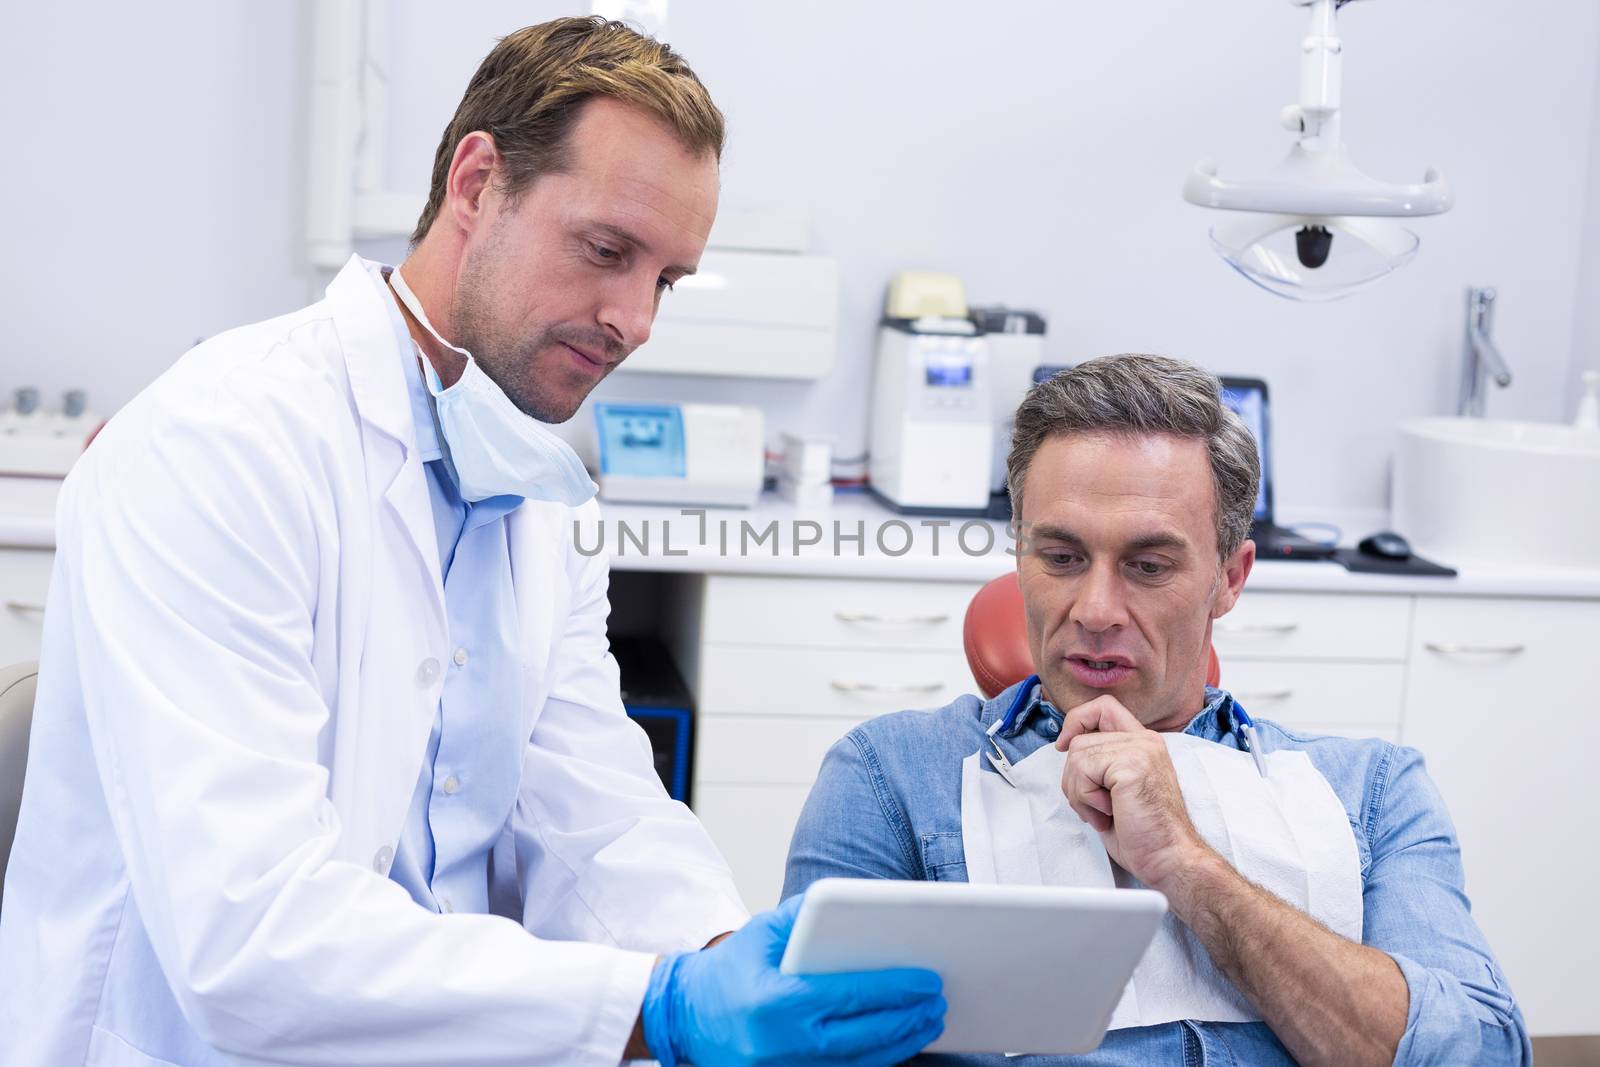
(1047, 719, 1061, 737)
(442, 775, 460, 795)
(441, 898, 454, 914)
(415, 658, 440, 687)
(453, 647, 469, 667)
(372, 845, 393, 874)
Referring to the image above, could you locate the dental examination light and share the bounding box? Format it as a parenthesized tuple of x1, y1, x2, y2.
(1183, 0, 1452, 301)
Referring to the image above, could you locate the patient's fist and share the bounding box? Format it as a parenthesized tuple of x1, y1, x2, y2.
(1057, 698, 1206, 890)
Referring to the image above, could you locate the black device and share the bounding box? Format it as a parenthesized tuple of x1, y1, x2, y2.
(1357, 530, 1413, 561)
(983, 362, 1076, 520)
(612, 636, 695, 805)
(1217, 377, 1337, 561)
(1296, 225, 1334, 269)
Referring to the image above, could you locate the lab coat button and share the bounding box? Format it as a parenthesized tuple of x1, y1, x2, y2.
(372, 845, 393, 873)
(415, 658, 440, 687)
(442, 775, 460, 795)
(453, 647, 469, 667)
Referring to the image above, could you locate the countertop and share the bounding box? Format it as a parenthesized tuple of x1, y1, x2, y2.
(580, 494, 1600, 598)
(7, 476, 1600, 599)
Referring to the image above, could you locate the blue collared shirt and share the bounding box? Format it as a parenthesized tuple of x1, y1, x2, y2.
(382, 286, 525, 916)
(782, 681, 1531, 1066)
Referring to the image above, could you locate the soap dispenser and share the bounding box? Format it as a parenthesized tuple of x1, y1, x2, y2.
(1576, 370, 1600, 432)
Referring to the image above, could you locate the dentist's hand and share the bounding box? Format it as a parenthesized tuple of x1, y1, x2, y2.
(1055, 694, 1209, 891)
(640, 893, 946, 1067)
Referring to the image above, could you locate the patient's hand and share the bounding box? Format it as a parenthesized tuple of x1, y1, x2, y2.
(1055, 695, 1211, 891)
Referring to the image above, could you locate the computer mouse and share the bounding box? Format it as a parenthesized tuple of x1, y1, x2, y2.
(1357, 530, 1412, 561)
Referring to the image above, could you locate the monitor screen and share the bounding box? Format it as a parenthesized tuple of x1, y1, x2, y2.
(924, 355, 973, 387)
(1218, 380, 1270, 522)
(595, 403, 687, 478)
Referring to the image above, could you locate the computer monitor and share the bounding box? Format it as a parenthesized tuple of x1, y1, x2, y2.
(1218, 376, 1272, 525)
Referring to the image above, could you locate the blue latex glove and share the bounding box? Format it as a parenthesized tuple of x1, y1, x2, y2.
(641, 892, 945, 1067)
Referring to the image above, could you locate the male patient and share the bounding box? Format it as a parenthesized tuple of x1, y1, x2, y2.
(783, 354, 1528, 1066)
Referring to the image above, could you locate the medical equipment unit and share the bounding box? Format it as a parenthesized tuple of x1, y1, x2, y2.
(0, 387, 103, 478)
(1183, 0, 1452, 301)
(617, 247, 842, 380)
(776, 432, 833, 509)
(594, 401, 765, 508)
(970, 306, 1050, 515)
(868, 272, 994, 515)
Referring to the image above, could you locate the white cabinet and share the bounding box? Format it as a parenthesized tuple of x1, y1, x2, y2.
(1222, 660, 1403, 740)
(1217, 590, 1410, 739)
(1214, 591, 1412, 662)
(692, 783, 814, 912)
(701, 573, 977, 652)
(691, 573, 982, 910)
(0, 548, 53, 667)
(698, 647, 976, 722)
(1402, 596, 1600, 1036)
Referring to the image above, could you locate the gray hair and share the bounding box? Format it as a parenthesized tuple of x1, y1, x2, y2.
(1006, 353, 1260, 560)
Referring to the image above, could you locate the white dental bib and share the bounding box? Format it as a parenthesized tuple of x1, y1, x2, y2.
(960, 726, 1362, 1029)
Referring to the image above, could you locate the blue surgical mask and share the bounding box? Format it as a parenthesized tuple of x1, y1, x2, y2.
(389, 268, 598, 507)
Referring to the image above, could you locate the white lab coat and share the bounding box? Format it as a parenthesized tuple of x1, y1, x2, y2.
(0, 257, 748, 1067)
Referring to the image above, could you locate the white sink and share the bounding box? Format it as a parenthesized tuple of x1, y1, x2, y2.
(1392, 417, 1600, 570)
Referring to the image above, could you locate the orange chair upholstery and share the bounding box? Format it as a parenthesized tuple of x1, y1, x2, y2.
(963, 573, 1220, 699)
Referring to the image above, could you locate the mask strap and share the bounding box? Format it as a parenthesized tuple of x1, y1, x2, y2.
(390, 268, 472, 362)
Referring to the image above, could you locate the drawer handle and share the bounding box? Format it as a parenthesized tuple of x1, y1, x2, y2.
(4, 600, 46, 616)
(1234, 689, 1294, 702)
(834, 611, 950, 626)
(1424, 642, 1526, 657)
(1214, 621, 1300, 635)
(830, 681, 946, 695)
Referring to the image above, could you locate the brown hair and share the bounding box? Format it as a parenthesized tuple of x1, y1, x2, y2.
(411, 16, 725, 245)
(1006, 354, 1261, 561)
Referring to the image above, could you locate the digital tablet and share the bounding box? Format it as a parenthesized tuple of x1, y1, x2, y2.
(779, 878, 1166, 1056)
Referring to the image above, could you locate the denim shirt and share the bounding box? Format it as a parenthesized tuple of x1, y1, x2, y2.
(782, 681, 1530, 1066)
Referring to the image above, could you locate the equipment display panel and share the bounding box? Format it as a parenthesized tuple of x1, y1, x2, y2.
(596, 403, 687, 478)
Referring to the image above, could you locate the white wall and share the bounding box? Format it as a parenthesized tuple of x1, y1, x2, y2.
(0, 2, 319, 412)
(5, 1, 1598, 520)
(1569, 21, 1600, 417)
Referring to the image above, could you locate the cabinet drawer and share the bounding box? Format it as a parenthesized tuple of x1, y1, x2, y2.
(1408, 594, 1599, 654)
(702, 574, 982, 651)
(694, 783, 812, 911)
(700, 645, 976, 717)
(1215, 591, 1410, 662)
(1222, 660, 1404, 732)
(0, 548, 54, 667)
(697, 715, 864, 785)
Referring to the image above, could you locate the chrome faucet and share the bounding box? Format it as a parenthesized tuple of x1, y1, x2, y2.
(1458, 287, 1513, 417)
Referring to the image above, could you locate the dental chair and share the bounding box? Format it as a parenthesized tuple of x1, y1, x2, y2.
(0, 661, 37, 910)
(962, 574, 1220, 698)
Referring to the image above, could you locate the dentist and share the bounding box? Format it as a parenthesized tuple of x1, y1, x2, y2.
(0, 17, 943, 1067)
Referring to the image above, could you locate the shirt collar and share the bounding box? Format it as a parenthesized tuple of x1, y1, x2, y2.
(1183, 687, 1237, 742)
(987, 677, 1235, 744)
(993, 677, 1060, 738)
